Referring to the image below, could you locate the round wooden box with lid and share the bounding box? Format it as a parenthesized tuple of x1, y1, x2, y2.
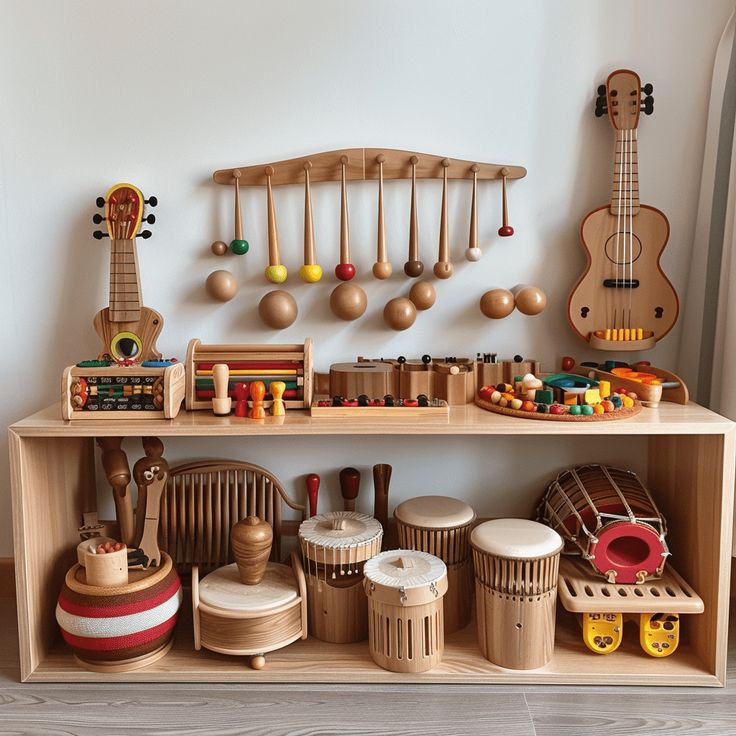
(471, 519, 563, 670)
(55, 552, 182, 673)
(394, 495, 476, 634)
(298, 510, 383, 643)
(363, 549, 448, 673)
(192, 552, 307, 670)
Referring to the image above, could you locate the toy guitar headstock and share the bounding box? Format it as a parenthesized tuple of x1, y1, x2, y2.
(93, 183, 157, 240)
(595, 69, 654, 128)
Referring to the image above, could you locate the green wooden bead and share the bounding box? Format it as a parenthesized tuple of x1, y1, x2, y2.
(569, 405, 582, 415)
(230, 239, 249, 255)
(581, 405, 594, 416)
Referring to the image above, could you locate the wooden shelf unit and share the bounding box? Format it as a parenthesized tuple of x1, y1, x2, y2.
(9, 402, 735, 685)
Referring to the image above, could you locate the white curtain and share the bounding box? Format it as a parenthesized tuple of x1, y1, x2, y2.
(679, 8, 736, 420)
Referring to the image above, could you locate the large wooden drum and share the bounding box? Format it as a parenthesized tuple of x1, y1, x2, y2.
(298, 510, 383, 643)
(471, 519, 563, 670)
(192, 552, 307, 670)
(394, 495, 475, 634)
(363, 549, 448, 673)
(55, 552, 182, 673)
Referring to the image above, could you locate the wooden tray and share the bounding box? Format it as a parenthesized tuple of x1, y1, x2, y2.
(474, 397, 643, 422)
(311, 399, 449, 418)
(558, 557, 704, 614)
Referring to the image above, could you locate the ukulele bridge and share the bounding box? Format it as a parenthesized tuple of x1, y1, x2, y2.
(603, 279, 640, 288)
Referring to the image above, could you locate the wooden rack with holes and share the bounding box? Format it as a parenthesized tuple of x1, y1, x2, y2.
(185, 338, 313, 411)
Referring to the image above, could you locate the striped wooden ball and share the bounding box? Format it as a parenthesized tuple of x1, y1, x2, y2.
(56, 552, 182, 672)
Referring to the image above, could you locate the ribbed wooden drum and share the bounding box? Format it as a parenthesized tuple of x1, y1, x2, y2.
(299, 511, 383, 643)
(55, 552, 182, 673)
(192, 552, 307, 670)
(363, 549, 448, 673)
(394, 495, 476, 634)
(471, 519, 563, 670)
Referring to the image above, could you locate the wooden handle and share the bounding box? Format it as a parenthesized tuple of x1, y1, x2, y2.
(404, 156, 424, 277)
(303, 163, 315, 265)
(266, 167, 280, 267)
(213, 364, 229, 399)
(373, 155, 392, 279)
(433, 159, 454, 279)
(339, 467, 360, 512)
(233, 169, 243, 241)
(372, 463, 392, 535)
(466, 165, 481, 261)
(97, 437, 135, 547)
(340, 156, 350, 265)
(498, 167, 514, 237)
(306, 473, 320, 518)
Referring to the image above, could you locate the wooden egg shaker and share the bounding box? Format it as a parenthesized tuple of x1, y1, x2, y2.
(394, 496, 476, 634)
(298, 511, 383, 643)
(471, 519, 563, 670)
(363, 549, 448, 673)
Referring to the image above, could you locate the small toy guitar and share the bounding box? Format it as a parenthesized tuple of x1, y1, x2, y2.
(568, 70, 678, 351)
(92, 183, 162, 362)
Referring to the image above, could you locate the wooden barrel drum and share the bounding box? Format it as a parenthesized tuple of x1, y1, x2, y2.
(298, 510, 383, 643)
(471, 519, 563, 670)
(55, 552, 182, 673)
(394, 495, 476, 633)
(363, 549, 448, 673)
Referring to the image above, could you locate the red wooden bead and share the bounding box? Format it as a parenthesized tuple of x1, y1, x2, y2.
(561, 356, 575, 371)
(335, 263, 356, 281)
(497, 225, 514, 237)
(404, 399, 419, 407)
(549, 404, 566, 415)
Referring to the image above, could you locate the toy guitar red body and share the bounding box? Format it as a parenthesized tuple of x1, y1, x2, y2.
(93, 183, 163, 362)
(568, 70, 678, 352)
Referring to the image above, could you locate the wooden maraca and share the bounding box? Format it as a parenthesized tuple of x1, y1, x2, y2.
(339, 467, 361, 511)
(404, 156, 424, 277)
(433, 159, 454, 279)
(264, 166, 287, 283)
(466, 164, 482, 261)
(212, 364, 232, 415)
(299, 162, 323, 283)
(372, 154, 392, 279)
(306, 473, 320, 518)
(230, 169, 249, 254)
(270, 381, 286, 416)
(335, 155, 356, 281)
(249, 380, 266, 419)
(498, 167, 514, 237)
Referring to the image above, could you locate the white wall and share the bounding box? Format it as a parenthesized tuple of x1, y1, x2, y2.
(0, 0, 732, 555)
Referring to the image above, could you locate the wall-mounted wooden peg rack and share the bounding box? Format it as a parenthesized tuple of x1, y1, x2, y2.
(212, 149, 526, 186)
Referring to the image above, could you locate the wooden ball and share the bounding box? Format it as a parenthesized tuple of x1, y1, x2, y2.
(335, 263, 356, 281)
(480, 288, 514, 319)
(211, 240, 228, 256)
(513, 284, 547, 316)
(265, 265, 288, 284)
(433, 261, 454, 279)
(205, 270, 238, 301)
(330, 283, 367, 321)
(258, 290, 298, 329)
(299, 264, 323, 283)
(404, 260, 424, 278)
(465, 247, 482, 262)
(384, 297, 417, 331)
(372, 261, 393, 279)
(409, 280, 436, 310)
(250, 655, 266, 670)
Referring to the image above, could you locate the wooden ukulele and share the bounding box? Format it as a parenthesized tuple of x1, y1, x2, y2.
(568, 70, 678, 351)
(92, 183, 163, 362)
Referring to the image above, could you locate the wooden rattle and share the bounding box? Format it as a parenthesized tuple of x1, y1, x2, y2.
(206, 269, 238, 301)
(231, 515, 273, 586)
(270, 381, 286, 416)
(306, 473, 320, 518)
(264, 166, 287, 283)
(249, 380, 266, 419)
(433, 159, 454, 279)
(409, 280, 436, 311)
(372, 154, 392, 279)
(230, 169, 249, 254)
(300, 162, 323, 282)
(404, 156, 424, 277)
(336, 155, 356, 281)
(212, 363, 232, 416)
(480, 288, 515, 319)
(330, 282, 367, 321)
(339, 467, 361, 511)
(498, 167, 514, 237)
(258, 290, 298, 329)
(512, 284, 547, 316)
(466, 164, 482, 261)
(384, 297, 417, 331)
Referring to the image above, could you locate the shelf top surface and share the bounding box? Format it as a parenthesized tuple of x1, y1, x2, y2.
(9, 401, 735, 437)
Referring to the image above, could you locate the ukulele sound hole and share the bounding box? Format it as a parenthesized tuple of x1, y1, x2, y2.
(655, 307, 664, 318)
(111, 332, 142, 360)
(581, 307, 590, 318)
(604, 232, 643, 265)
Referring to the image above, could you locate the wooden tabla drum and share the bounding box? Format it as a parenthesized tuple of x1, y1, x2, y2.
(537, 464, 669, 584)
(56, 552, 182, 673)
(192, 551, 308, 670)
(363, 549, 448, 673)
(471, 519, 563, 670)
(394, 495, 476, 634)
(298, 511, 383, 643)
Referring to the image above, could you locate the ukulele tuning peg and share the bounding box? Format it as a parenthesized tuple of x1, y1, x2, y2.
(93, 230, 109, 240)
(92, 213, 105, 224)
(145, 196, 158, 207)
(142, 214, 156, 224)
(95, 196, 106, 208)
(595, 96, 607, 117)
(641, 96, 654, 115)
(597, 84, 606, 96)
(137, 230, 153, 239)
(642, 82, 654, 95)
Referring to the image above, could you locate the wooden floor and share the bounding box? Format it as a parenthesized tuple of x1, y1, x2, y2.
(1, 579, 735, 735)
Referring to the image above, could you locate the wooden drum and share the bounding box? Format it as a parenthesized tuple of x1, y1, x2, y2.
(363, 549, 448, 673)
(394, 495, 476, 634)
(192, 551, 308, 670)
(298, 511, 383, 643)
(471, 519, 563, 670)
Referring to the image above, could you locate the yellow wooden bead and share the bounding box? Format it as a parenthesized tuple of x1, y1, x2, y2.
(593, 404, 605, 415)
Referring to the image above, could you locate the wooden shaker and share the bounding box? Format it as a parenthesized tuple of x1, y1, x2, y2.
(231, 516, 273, 585)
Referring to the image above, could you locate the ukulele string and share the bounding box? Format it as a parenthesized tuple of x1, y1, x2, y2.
(615, 129, 624, 332)
(628, 128, 634, 330)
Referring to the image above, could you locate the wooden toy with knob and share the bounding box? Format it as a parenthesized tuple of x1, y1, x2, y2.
(404, 155, 424, 277)
(264, 166, 287, 283)
(211, 363, 232, 415)
(466, 164, 482, 261)
(335, 155, 357, 281)
(249, 380, 266, 419)
(498, 167, 514, 237)
(270, 381, 286, 416)
(372, 154, 392, 279)
(305, 473, 320, 518)
(300, 162, 323, 283)
(229, 169, 249, 255)
(433, 159, 454, 279)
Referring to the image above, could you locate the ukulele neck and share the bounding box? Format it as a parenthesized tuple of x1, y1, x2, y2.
(109, 238, 142, 323)
(609, 129, 640, 216)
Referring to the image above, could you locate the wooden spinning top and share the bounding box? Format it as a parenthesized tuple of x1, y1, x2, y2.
(258, 290, 298, 329)
(480, 288, 515, 319)
(231, 516, 273, 585)
(330, 282, 367, 321)
(384, 297, 417, 331)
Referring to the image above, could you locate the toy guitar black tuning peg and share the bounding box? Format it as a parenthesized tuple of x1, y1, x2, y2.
(642, 82, 654, 95)
(145, 196, 158, 207)
(142, 214, 156, 224)
(137, 230, 153, 239)
(92, 213, 105, 224)
(95, 196, 106, 208)
(595, 96, 608, 117)
(93, 230, 109, 240)
(641, 96, 654, 115)
(597, 84, 606, 96)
